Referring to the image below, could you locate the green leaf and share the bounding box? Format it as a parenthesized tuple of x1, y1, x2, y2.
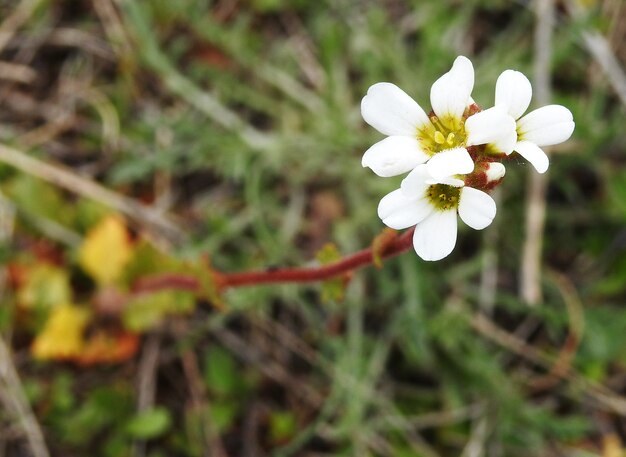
(608, 170, 626, 219)
(5, 174, 73, 225)
(122, 290, 195, 331)
(122, 239, 178, 284)
(73, 199, 111, 233)
(18, 264, 71, 311)
(209, 400, 239, 432)
(49, 372, 75, 413)
(203, 347, 238, 396)
(126, 407, 172, 439)
(269, 411, 297, 443)
(315, 243, 347, 303)
(59, 385, 132, 445)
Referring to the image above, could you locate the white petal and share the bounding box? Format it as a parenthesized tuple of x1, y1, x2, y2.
(430, 56, 475, 120)
(495, 70, 533, 120)
(465, 105, 517, 149)
(426, 147, 474, 180)
(490, 128, 518, 154)
(362, 136, 429, 177)
(430, 176, 465, 187)
(458, 187, 496, 230)
(401, 164, 464, 197)
(377, 189, 432, 230)
(361, 83, 431, 136)
(448, 56, 475, 94)
(517, 105, 575, 146)
(514, 140, 550, 174)
(400, 164, 432, 196)
(412, 210, 458, 261)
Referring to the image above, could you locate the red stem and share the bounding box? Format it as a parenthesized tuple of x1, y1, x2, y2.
(133, 228, 415, 293)
(222, 227, 414, 287)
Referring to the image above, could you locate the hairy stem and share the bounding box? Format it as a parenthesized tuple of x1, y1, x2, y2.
(133, 228, 415, 293)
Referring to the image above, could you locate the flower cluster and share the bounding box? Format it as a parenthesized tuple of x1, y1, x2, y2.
(361, 56, 574, 261)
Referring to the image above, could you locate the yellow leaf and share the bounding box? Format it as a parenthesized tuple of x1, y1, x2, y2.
(603, 434, 623, 457)
(79, 215, 132, 285)
(31, 304, 90, 360)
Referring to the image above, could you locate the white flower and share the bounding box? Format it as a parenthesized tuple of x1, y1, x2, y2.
(377, 165, 497, 261)
(361, 56, 517, 180)
(495, 70, 575, 173)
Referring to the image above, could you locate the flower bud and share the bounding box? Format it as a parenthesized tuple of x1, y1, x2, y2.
(485, 162, 506, 183)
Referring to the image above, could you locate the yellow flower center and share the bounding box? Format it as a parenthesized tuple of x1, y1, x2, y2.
(417, 114, 467, 156)
(426, 183, 461, 211)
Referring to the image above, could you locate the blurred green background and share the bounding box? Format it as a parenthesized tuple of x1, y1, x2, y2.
(0, 0, 625, 456)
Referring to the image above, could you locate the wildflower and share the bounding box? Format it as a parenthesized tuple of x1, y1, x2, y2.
(495, 70, 575, 173)
(377, 165, 497, 261)
(361, 56, 517, 180)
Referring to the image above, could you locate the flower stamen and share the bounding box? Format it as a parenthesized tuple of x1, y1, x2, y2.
(426, 184, 461, 211)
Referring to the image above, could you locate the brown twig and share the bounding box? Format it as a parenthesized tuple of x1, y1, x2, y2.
(0, 339, 51, 457)
(528, 270, 585, 391)
(132, 334, 160, 457)
(212, 326, 325, 408)
(92, 0, 134, 60)
(470, 311, 626, 416)
(174, 320, 229, 457)
(520, 0, 554, 306)
(566, 0, 626, 109)
(0, 186, 49, 457)
(0, 143, 184, 242)
(0, 61, 36, 84)
(0, 0, 44, 54)
(279, 11, 326, 91)
(479, 188, 502, 313)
